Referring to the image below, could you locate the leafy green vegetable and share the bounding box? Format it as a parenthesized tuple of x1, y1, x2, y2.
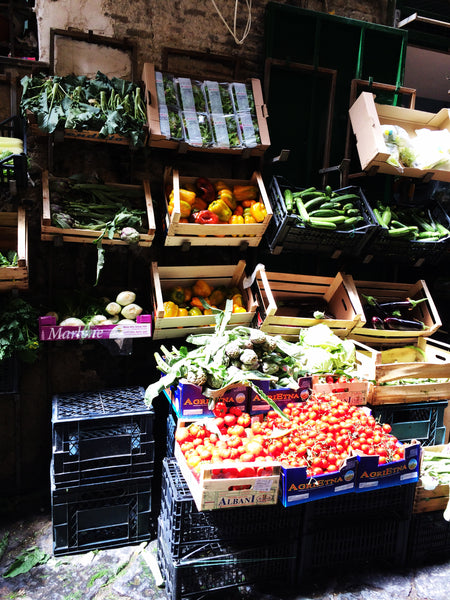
(0, 250, 18, 266)
(0, 296, 40, 363)
(2, 546, 50, 578)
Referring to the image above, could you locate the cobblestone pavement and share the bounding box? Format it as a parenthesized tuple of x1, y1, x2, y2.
(1, 507, 450, 600)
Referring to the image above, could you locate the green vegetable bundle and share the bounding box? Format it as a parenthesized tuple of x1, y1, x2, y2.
(20, 71, 147, 147)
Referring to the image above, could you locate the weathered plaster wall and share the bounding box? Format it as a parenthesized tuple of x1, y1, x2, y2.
(35, 0, 392, 79)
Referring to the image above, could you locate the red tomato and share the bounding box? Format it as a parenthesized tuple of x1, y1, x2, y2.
(224, 414, 237, 427)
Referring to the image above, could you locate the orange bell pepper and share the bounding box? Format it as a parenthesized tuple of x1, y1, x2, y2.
(192, 279, 213, 297)
(163, 301, 179, 317)
(241, 199, 256, 208)
(250, 201, 267, 223)
(229, 214, 244, 225)
(191, 196, 208, 212)
(215, 180, 232, 192)
(233, 205, 244, 216)
(190, 296, 205, 309)
(233, 185, 258, 202)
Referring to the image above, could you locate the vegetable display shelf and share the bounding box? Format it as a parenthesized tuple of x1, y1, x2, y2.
(265, 177, 378, 257)
(39, 314, 152, 341)
(40, 171, 156, 247)
(354, 338, 450, 405)
(150, 260, 257, 340)
(162, 168, 272, 248)
(413, 445, 450, 514)
(369, 401, 448, 446)
(0, 207, 28, 291)
(51, 386, 155, 489)
(349, 92, 450, 183)
(142, 62, 270, 156)
(349, 279, 442, 347)
(0, 115, 28, 189)
(251, 265, 364, 341)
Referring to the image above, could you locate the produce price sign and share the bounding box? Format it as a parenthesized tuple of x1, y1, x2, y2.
(39, 315, 152, 341)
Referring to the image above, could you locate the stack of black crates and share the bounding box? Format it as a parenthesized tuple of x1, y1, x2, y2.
(50, 386, 155, 556)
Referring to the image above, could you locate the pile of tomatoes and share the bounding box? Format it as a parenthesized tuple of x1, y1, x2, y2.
(174, 393, 404, 480)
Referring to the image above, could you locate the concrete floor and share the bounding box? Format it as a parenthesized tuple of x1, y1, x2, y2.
(1, 500, 450, 600)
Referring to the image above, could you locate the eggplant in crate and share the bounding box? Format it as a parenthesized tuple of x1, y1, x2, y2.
(51, 386, 155, 489)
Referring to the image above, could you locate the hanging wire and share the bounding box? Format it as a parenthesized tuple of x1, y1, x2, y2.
(209, 0, 253, 45)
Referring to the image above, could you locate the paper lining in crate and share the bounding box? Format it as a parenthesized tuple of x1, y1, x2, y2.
(39, 314, 152, 341)
(151, 260, 257, 340)
(349, 279, 441, 347)
(174, 424, 281, 511)
(142, 62, 270, 156)
(354, 338, 450, 405)
(349, 91, 450, 182)
(413, 444, 450, 514)
(162, 168, 272, 248)
(40, 171, 156, 246)
(250, 264, 364, 341)
(0, 207, 28, 291)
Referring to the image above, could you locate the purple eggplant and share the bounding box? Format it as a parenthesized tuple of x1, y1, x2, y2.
(379, 297, 428, 313)
(371, 316, 385, 330)
(383, 317, 426, 331)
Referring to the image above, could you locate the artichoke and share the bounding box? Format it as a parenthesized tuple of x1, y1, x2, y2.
(120, 226, 140, 244)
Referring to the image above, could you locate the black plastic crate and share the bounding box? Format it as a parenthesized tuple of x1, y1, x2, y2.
(52, 386, 155, 488)
(157, 517, 298, 600)
(407, 511, 450, 566)
(303, 483, 416, 531)
(166, 411, 177, 458)
(363, 202, 450, 267)
(297, 517, 410, 582)
(370, 401, 448, 446)
(0, 356, 19, 395)
(265, 176, 378, 257)
(159, 458, 305, 559)
(51, 478, 153, 556)
(0, 116, 28, 189)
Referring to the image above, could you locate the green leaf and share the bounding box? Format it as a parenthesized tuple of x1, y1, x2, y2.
(2, 546, 50, 578)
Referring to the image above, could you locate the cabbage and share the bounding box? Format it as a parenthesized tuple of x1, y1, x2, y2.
(297, 324, 356, 373)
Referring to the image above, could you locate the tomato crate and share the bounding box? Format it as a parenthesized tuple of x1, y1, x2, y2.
(354, 338, 450, 405)
(151, 260, 257, 340)
(0, 208, 29, 291)
(349, 278, 442, 346)
(40, 171, 156, 246)
(296, 516, 410, 582)
(0, 115, 28, 189)
(51, 476, 153, 556)
(157, 523, 298, 600)
(406, 511, 450, 566)
(142, 62, 270, 156)
(251, 265, 364, 341)
(349, 91, 450, 183)
(162, 168, 272, 248)
(369, 402, 448, 446)
(159, 458, 305, 559)
(265, 177, 378, 257)
(164, 380, 249, 419)
(52, 386, 155, 489)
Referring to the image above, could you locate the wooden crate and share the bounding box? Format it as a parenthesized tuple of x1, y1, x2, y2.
(252, 266, 365, 340)
(355, 338, 450, 405)
(349, 279, 441, 346)
(349, 91, 450, 182)
(40, 171, 156, 246)
(142, 62, 270, 156)
(414, 445, 450, 513)
(0, 207, 28, 290)
(162, 168, 272, 248)
(151, 260, 257, 340)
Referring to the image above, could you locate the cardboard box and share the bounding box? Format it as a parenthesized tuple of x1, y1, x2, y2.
(312, 375, 372, 406)
(413, 444, 450, 513)
(40, 171, 156, 246)
(162, 168, 272, 248)
(164, 381, 249, 418)
(349, 91, 450, 182)
(349, 279, 441, 346)
(355, 338, 450, 405)
(252, 266, 365, 341)
(0, 208, 28, 291)
(280, 454, 358, 507)
(355, 441, 421, 492)
(174, 425, 281, 511)
(151, 260, 257, 339)
(39, 314, 152, 341)
(249, 377, 313, 415)
(142, 62, 270, 156)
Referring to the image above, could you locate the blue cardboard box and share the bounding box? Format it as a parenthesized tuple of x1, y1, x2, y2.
(164, 381, 248, 418)
(250, 377, 313, 414)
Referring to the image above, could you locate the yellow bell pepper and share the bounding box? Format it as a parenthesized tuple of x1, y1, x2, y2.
(169, 188, 197, 206)
(177, 307, 189, 317)
(243, 207, 257, 224)
(163, 301, 179, 317)
(192, 279, 213, 298)
(250, 201, 267, 223)
(232, 293, 244, 307)
(229, 214, 244, 225)
(169, 198, 192, 218)
(208, 199, 232, 222)
(233, 305, 247, 313)
(217, 188, 237, 210)
(233, 185, 258, 202)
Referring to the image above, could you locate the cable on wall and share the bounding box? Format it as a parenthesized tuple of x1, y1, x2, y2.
(209, 0, 252, 45)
